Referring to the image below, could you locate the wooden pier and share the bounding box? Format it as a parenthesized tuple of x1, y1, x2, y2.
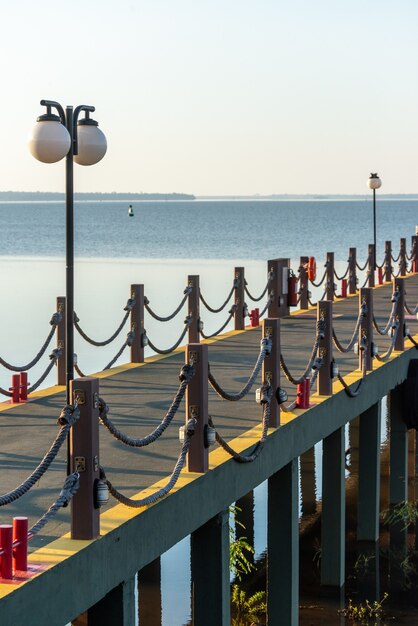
(1, 241, 418, 625)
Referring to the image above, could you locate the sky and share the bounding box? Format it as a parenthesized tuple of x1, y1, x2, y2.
(1, 0, 417, 195)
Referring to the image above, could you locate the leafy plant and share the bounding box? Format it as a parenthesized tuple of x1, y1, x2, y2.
(231, 584, 266, 626)
(381, 501, 418, 529)
(338, 592, 388, 624)
(229, 505, 256, 581)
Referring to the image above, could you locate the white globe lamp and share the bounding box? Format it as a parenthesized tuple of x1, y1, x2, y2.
(73, 117, 107, 166)
(28, 114, 71, 163)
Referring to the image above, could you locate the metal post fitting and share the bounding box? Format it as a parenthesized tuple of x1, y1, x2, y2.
(348, 247, 357, 295)
(185, 343, 208, 472)
(267, 258, 290, 318)
(325, 253, 335, 301)
(384, 241, 392, 282)
(359, 288, 373, 372)
(234, 267, 246, 331)
(262, 318, 280, 427)
(56, 296, 66, 386)
(317, 300, 333, 396)
(188, 276, 200, 343)
(130, 284, 145, 363)
(368, 244, 375, 288)
(393, 277, 405, 351)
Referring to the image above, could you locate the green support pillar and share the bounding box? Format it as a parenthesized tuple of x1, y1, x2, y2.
(75, 578, 136, 626)
(358, 403, 381, 541)
(300, 448, 316, 517)
(191, 509, 230, 625)
(267, 459, 299, 626)
(321, 427, 345, 588)
(138, 558, 162, 626)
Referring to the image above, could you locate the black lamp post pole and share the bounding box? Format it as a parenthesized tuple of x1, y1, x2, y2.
(65, 106, 75, 406)
(372, 187, 377, 271)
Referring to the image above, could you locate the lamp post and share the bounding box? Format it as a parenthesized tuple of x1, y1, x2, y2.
(367, 172, 382, 270)
(28, 100, 107, 404)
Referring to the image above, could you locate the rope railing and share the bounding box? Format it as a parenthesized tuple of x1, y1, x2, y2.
(27, 348, 62, 394)
(356, 259, 368, 271)
(146, 317, 192, 355)
(404, 300, 418, 316)
(373, 292, 400, 336)
(0, 310, 61, 373)
(258, 295, 273, 318)
(28, 471, 80, 539)
(103, 331, 135, 370)
(334, 265, 350, 281)
(244, 272, 273, 302)
(310, 267, 327, 288)
(332, 303, 367, 353)
(200, 282, 236, 314)
(391, 251, 401, 263)
(200, 306, 237, 340)
(208, 338, 271, 401)
(359, 271, 371, 290)
(280, 319, 325, 386)
(99, 418, 196, 507)
(374, 321, 400, 363)
(0, 404, 79, 506)
(98, 364, 194, 446)
(145, 287, 191, 321)
(208, 385, 271, 463)
(406, 331, 418, 348)
(73, 297, 134, 346)
(336, 351, 368, 398)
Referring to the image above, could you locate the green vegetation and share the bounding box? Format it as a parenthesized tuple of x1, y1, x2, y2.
(381, 500, 418, 529)
(231, 585, 266, 626)
(338, 593, 389, 624)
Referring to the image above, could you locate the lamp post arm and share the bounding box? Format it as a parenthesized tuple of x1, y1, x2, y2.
(73, 105, 95, 155)
(39, 99, 66, 125)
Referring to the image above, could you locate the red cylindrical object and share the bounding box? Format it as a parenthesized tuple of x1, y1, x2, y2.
(13, 517, 28, 572)
(249, 308, 260, 327)
(287, 275, 298, 307)
(377, 267, 383, 285)
(413, 260, 418, 273)
(0, 524, 13, 579)
(19, 372, 28, 402)
(341, 278, 347, 298)
(10, 374, 20, 403)
(304, 378, 310, 408)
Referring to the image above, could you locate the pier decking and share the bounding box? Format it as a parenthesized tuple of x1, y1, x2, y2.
(1, 263, 418, 625)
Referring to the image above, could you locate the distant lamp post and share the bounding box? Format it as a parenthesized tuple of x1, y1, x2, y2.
(28, 100, 107, 404)
(367, 172, 382, 270)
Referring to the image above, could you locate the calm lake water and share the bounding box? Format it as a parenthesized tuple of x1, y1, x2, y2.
(1, 198, 417, 625)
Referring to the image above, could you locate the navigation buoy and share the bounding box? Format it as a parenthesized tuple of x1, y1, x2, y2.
(128, 204, 134, 217)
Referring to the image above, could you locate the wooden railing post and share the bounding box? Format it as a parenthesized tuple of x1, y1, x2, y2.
(394, 277, 405, 351)
(325, 252, 335, 301)
(185, 343, 208, 472)
(70, 377, 100, 540)
(234, 267, 245, 331)
(317, 300, 333, 396)
(267, 258, 290, 318)
(56, 296, 66, 386)
(384, 241, 392, 282)
(399, 237, 407, 276)
(130, 284, 144, 363)
(299, 256, 309, 310)
(188, 275, 200, 344)
(411, 234, 418, 273)
(262, 318, 280, 428)
(348, 248, 357, 295)
(359, 288, 373, 372)
(367, 244, 375, 288)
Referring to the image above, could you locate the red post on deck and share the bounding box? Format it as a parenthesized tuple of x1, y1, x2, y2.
(377, 267, 383, 286)
(13, 517, 28, 572)
(19, 373, 29, 402)
(10, 374, 20, 403)
(0, 525, 13, 579)
(297, 379, 310, 409)
(185, 343, 208, 473)
(341, 279, 347, 298)
(249, 308, 259, 327)
(130, 284, 145, 363)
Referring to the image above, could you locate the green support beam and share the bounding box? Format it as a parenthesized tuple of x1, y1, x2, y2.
(358, 403, 381, 541)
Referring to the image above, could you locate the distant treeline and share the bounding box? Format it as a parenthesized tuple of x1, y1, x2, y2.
(0, 191, 195, 201)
